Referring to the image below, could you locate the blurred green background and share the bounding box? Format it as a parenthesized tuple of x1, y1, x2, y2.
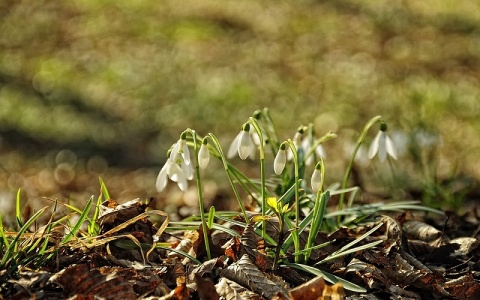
(1, 0, 479, 217)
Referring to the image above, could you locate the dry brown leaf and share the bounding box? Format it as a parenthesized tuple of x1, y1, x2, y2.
(403, 221, 442, 243)
(220, 254, 288, 299)
(289, 275, 344, 300)
(215, 277, 262, 300)
(194, 273, 220, 300)
(52, 264, 136, 300)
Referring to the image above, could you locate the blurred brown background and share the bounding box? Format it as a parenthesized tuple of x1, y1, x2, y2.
(1, 0, 479, 221)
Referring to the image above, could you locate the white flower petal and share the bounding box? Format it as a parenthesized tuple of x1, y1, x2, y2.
(198, 144, 210, 169)
(169, 141, 180, 162)
(167, 162, 184, 182)
(155, 163, 169, 192)
(227, 132, 241, 159)
(274, 149, 287, 175)
(176, 176, 188, 192)
(315, 144, 326, 159)
(180, 139, 191, 165)
(311, 168, 322, 193)
(368, 131, 382, 159)
(385, 135, 398, 160)
(250, 129, 261, 146)
(238, 130, 251, 160)
(301, 138, 313, 166)
(182, 162, 194, 180)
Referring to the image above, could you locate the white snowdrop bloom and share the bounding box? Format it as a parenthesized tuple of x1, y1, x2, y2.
(155, 160, 170, 192)
(368, 126, 397, 162)
(274, 143, 287, 175)
(314, 144, 326, 159)
(287, 130, 304, 161)
(169, 137, 191, 166)
(311, 164, 322, 193)
(157, 148, 193, 193)
(228, 124, 256, 160)
(198, 141, 210, 169)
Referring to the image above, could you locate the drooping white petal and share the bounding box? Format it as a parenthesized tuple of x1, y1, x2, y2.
(176, 176, 188, 192)
(311, 168, 322, 193)
(385, 135, 398, 160)
(227, 132, 241, 158)
(167, 162, 184, 182)
(250, 129, 261, 146)
(274, 149, 287, 175)
(315, 144, 326, 159)
(182, 161, 194, 180)
(180, 139, 191, 165)
(198, 144, 210, 169)
(377, 132, 387, 162)
(155, 162, 169, 192)
(169, 141, 180, 162)
(368, 131, 382, 159)
(301, 138, 313, 166)
(238, 130, 251, 160)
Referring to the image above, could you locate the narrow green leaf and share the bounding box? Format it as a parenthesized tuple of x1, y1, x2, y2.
(61, 196, 93, 244)
(284, 262, 366, 292)
(88, 192, 103, 236)
(99, 177, 111, 201)
(156, 244, 201, 265)
(16, 188, 23, 228)
(207, 206, 215, 229)
(318, 240, 383, 264)
(1, 207, 46, 267)
(0, 213, 10, 249)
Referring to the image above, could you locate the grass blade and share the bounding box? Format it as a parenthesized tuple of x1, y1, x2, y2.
(61, 196, 93, 244)
(284, 262, 366, 292)
(1, 207, 46, 267)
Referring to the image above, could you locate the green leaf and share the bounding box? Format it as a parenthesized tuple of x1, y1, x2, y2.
(207, 206, 215, 229)
(1, 207, 47, 267)
(284, 262, 366, 292)
(61, 196, 93, 244)
(99, 177, 111, 201)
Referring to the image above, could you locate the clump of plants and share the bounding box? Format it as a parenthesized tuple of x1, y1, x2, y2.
(1, 108, 449, 299)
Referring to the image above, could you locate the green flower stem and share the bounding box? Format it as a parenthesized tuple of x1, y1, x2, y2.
(248, 117, 267, 237)
(208, 133, 249, 222)
(339, 115, 382, 212)
(186, 129, 211, 260)
(286, 138, 300, 263)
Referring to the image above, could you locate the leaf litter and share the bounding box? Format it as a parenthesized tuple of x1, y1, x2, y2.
(2, 198, 480, 300)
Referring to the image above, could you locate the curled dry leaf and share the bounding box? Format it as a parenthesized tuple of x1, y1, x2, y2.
(220, 254, 289, 299)
(215, 277, 262, 300)
(402, 221, 442, 243)
(289, 275, 345, 300)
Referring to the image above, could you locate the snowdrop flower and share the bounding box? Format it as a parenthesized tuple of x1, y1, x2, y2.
(169, 134, 191, 166)
(228, 123, 256, 160)
(287, 127, 305, 161)
(301, 137, 327, 166)
(274, 142, 287, 175)
(198, 138, 210, 169)
(368, 122, 397, 162)
(156, 146, 194, 193)
(311, 162, 322, 193)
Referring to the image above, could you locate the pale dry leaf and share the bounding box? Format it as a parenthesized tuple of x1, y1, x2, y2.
(289, 275, 344, 300)
(402, 221, 442, 243)
(220, 254, 288, 299)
